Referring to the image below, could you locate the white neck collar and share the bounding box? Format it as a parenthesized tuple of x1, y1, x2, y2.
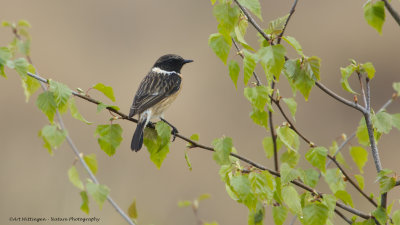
(152, 67, 179, 75)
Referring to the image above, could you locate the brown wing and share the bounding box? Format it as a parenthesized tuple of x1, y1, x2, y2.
(129, 71, 181, 117)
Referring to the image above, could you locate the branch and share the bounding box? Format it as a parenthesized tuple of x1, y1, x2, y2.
(25, 71, 372, 220)
(315, 82, 367, 114)
(328, 155, 378, 207)
(277, 0, 299, 44)
(382, 0, 400, 26)
(363, 78, 382, 173)
(396, 180, 400, 187)
(363, 78, 386, 209)
(334, 209, 353, 225)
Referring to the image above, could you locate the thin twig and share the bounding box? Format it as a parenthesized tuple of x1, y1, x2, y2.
(269, 82, 279, 172)
(334, 209, 353, 224)
(328, 155, 378, 207)
(277, 0, 299, 44)
(363, 78, 386, 209)
(271, 97, 314, 147)
(315, 82, 367, 114)
(363, 78, 382, 173)
(382, 0, 400, 26)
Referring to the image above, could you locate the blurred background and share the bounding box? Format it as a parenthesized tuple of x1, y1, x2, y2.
(1, 0, 400, 224)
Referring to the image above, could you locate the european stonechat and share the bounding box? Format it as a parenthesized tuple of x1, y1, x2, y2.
(129, 54, 193, 151)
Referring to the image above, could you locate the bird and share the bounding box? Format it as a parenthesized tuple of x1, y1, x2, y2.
(129, 54, 193, 152)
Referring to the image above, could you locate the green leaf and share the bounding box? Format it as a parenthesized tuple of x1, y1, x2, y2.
(302, 203, 329, 225)
(213, 2, 240, 38)
(280, 150, 299, 168)
(212, 136, 233, 166)
(230, 175, 256, 208)
(321, 194, 336, 219)
(282, 185, 302, 216)
(393, 82, 400, 95)
(208, 33, 231, 64)
(282, 36, 304, 56)
(262, 136, 282, 159)
(393, 210, 400, 225)
(354, 174, 365, 190)
(243, 50, 257, 85)
(83, 154, 98, 175)
(284, 59, 315, 100)
(68, 98, 92, 124)
(68, 166, 84, 190)
(1, 20, 11, 27)
(361, 62, 375, 79)
(17, 39, 30, 56)
(277, 125, 299, 152)
(392, 113, 400, 131)
(272, 206, 288, 225)
(334, 190, 354, 207)
(178, 200, 192, 207)
(21, 65, 40, 102)
(0, 47, 11, 78)
(364, 1, 385, 34)
(349, 146, 368, 174)
(372, 207, 387, 225)
(302, 169, 319, 188)
(340, 64, 358, 94)
(204, 222, 219, 225)
(210, 0, 217, 5)
(249, 107, 268, 128)
(49, 80, 72, 110)
(249, 171, 274, 201)
(237, 0, 262, 20)
(80, 191, 89, 214)
(372, 111, 392, 134)
(38, 124, 66, 154)
(128, 199, 138, 219)
(244, 85, 269, 110)
(13, 58, 29, 78)
(304, 56, 321, 80)
(379, 176, 396, 194)
(86, 181, 110, 209)
(257, 45, 286, 80)
(228, 60, 240, 89)
(184, 151, 192, 171)
(323, 168, 346, 193)
(234, 18, 253, 51)
(305, 147, 328, 173)
(94, 124, 123, 156)
(282, 98, 297, 120)
(266, 14, 289, 36)
(280, 163, 301, 185)
(248, 203, 265, 225)
(143, 122, 171, 169)
(92, 83, 116, 102)
(36, 91, 57, 123)
(198, 193, 211, 201)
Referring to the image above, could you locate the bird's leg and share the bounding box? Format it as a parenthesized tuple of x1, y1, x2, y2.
(160, 118, 179, 142)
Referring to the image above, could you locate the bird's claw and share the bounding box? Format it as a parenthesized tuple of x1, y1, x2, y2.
(171, 127, 179, 142)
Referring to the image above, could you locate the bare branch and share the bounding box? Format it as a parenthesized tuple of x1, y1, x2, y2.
(315, 82, 367, 114)
(277, 0, 299, 44)
(382, 0, 400, 27)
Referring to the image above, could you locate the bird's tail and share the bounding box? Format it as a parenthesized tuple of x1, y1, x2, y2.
(131, 118, 146, 152)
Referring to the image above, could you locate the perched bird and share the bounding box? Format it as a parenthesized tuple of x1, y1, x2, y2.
(129, 54, 193, 151)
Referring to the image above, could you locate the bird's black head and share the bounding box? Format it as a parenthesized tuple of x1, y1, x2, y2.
(153, 54, 193, 73)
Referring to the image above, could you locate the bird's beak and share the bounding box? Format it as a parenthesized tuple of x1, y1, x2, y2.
(183, 59, 194, 64)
